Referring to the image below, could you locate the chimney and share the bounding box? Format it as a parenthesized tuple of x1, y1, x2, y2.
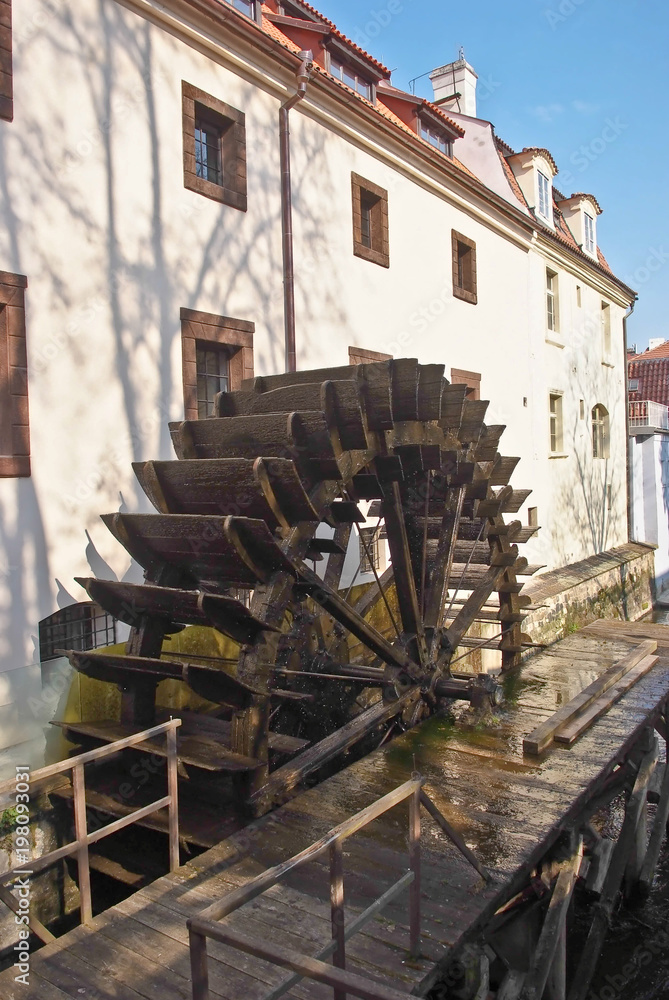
(430, 50, 478, 117)
(648, 338, 666, 351)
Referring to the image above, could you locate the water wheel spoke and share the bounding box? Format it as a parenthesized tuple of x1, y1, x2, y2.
(424, 485, 465, 632)
(294, 562, 420, 679)
(381, 481, 429, 666)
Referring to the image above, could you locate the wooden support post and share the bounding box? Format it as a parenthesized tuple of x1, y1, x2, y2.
(409, 784, 421, 959)
(567, 741, 659, 1000)
(546, 918, 567, 1000)
(189, 927, 210, 1000)
(521, 840, 582, 1000)
(639, 751, 669, 896)
(72, 763, 92, 925)
(497, 969, 526, 1000)
(329, 839, 346, 1000)
(167, 722, 180, 872)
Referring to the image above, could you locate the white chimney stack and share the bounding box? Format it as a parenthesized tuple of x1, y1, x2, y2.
(430, 51, 478, 118)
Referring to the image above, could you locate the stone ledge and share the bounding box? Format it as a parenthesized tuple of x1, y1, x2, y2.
(523, 542, 657, 603)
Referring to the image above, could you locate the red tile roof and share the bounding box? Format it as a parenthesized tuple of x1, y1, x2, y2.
(496, 145, 529, 209)
(221, 3, 631, 295)
(628, 356, 669, 407)
(631, 341, 669, 360)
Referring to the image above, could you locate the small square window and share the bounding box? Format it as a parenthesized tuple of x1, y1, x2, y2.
(351, 173, 389, 268)
(182, 82, 247, 211)
(628, 378, 639, 392)
(451, 231, 477, 305)
(196, 344, 230, 419)
(549, 393, 563, 453)
(181, 308, 254, 421)
(227, 0, 256, 16)
(419, 120, 452, 156)
(330, 57, 373, 101)
(194, 107, 223, 186)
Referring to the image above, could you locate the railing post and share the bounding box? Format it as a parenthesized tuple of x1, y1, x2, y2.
(72, 763, 92, 924)
(329, 838, 346, 1000)
(409, 783, 421, 959)
(189, 927, 210, 1000)
(167, 721, 180, 872)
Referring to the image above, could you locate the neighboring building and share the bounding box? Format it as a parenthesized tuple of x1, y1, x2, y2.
(628, 340, 669, 594)
(0, 0, 639, 763)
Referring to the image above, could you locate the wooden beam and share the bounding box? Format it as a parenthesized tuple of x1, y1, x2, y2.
(420, 790, 490, 882)
(523, 640, 657, 754)
(248, 691, 419, 812)
(521, 841, 582, 1000)
(0, 883, 55, 944)
(555, 655, 659, 747)
(638, 756, 669, 896)
(567, 741, 659, 1000)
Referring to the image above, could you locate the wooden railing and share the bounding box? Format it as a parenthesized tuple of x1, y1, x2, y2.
(0, 718, 181, 942)
(188, 776, 490, 1000)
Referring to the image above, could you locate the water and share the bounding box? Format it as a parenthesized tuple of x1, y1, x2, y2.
(588, 846, 669, 1000)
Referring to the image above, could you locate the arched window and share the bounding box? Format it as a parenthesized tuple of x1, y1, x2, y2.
(592, 404, 609, 459)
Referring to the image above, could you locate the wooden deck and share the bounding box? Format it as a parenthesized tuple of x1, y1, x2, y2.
(3, 619, 669, 999)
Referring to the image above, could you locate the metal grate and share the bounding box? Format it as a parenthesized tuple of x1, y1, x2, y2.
(39, 602, 117, 662)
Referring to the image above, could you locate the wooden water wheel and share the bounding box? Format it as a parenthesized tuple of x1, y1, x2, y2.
(61, 359, 540, 816)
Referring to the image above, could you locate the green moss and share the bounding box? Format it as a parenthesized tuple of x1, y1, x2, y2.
(0, 807, 18, 836)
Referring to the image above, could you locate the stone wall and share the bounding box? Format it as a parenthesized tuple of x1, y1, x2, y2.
(522, 542, 656, 650)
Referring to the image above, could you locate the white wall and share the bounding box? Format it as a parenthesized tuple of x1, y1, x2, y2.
(0, 0, 632, 694)
(630, 431, 669, 593)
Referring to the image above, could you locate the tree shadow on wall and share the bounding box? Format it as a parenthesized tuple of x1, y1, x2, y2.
(0, 0, 345, 665)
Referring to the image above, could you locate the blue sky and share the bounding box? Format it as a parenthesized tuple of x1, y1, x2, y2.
(316, 0, 668, 350)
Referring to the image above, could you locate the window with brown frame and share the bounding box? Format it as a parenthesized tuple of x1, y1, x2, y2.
(182, 82, 247, 211)
(0, 271, 29, 477)
(451, 230, 477, 304)
(181, 308, 253, 420)
(348, 346, 392, 366)
(450, 368, 480, 401)
(351, 173, 389, 268)
(0, 1, 12, 122)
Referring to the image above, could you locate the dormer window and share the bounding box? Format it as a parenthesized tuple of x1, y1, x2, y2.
(537, 170, 551, 220)
(419, 121, 452, 157)
(584, 212, 596, 255)
(330, 57, 373, 101)
(226, 0, 256, 17)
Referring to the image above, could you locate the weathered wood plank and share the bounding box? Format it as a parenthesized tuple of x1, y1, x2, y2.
(554, 655, 659, 746)
(523, 640, 657, 754)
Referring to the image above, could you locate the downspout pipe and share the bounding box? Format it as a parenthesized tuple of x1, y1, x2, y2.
(623, 296, 638, 543)
(280, 51, 313, 373)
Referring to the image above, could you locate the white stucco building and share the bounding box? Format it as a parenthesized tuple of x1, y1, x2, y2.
(0, 0, 638, 762)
